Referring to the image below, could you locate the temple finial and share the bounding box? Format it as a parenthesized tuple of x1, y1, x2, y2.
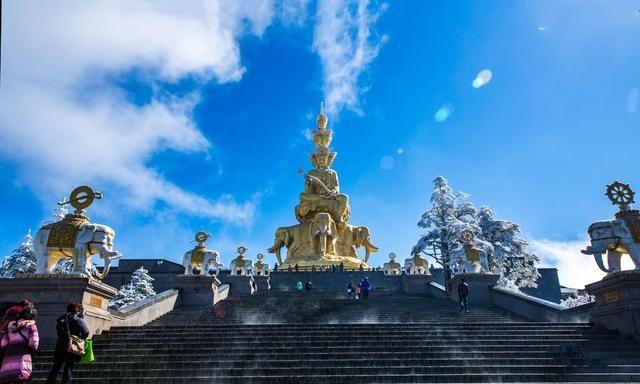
(316, 101, 328, 130)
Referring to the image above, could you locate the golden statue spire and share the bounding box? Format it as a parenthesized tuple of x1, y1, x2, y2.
(316, 102, 327, 131)
(268, 103, 378, 270)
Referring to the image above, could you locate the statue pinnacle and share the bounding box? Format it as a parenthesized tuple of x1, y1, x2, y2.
(316, 102, 328, 131)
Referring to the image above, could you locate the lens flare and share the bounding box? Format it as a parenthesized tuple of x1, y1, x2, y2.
(472, 69, 493, 89)
(397, 148, 404, 155)
(434, 104, 453, 122)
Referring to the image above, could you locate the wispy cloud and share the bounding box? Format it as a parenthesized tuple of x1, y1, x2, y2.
(0, 1, 282, 224)
(313, 0, 388, 116)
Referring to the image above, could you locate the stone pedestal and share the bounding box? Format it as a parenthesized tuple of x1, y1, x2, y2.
(449, 274, 499, 305)
(253, 275, 271, 293)
(174, 275, 224, 307)
(400, 273, 434, 295)
(218, 275, 256, 297)
(0, 275, 117, 349)
(586, 271, 640, 340)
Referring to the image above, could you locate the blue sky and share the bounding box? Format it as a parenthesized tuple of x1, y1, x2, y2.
(1, 1, 639, 288)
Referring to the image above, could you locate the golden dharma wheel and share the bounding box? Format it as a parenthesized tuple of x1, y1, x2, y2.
(194, 231, 210, 244)
(66, 185, 102, 211)
(461, 230, 475, 243)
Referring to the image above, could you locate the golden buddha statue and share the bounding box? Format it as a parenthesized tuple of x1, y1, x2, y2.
(268, 104, 378, 269)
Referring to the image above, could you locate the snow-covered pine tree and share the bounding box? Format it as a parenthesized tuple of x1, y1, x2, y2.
(109, 267, 156, 309)
(411, 176, 489, 289)
(44, 202, 69, 225)
(477, 207, 540, 289)
(561, 292, 595, 308)
(413, 176, 540, 290)
(0, 230, 37, 277)
(50, 258, 101, 278)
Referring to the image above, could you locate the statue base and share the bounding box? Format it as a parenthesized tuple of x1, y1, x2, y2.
(280, 256, 368, 271)
(174, 275, 225, 307)
(586, 270, 640, 340)
(218, 275, 257, 297)
(0, 274, 117, 349)
(253, 275, 271, 293)
(449, 274, 499, 305)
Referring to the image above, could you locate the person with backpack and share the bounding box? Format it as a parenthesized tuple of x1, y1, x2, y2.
(0, 302, 39, 383)
(458, 278, 470, 313)
(46, 303, 89, 384)
(360, 277, 372, 301)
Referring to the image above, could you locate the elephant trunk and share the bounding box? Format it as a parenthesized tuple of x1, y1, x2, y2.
(363, 238, 378, 263)
(592, 252, 614, 273)
(319, 232, 327, 255)
(275, 250, 283, 265)
(95, 257, 113, 280)
(96, 249, 121, 280)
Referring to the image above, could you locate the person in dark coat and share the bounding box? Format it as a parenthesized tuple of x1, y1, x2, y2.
(360, 277, 371, 301)
(458, 278, 470, 313)
(46, 303, 89, 384)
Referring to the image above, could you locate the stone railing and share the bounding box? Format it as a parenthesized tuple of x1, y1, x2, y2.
(491, 286, 594, 322)
(110, 289, 180, 327)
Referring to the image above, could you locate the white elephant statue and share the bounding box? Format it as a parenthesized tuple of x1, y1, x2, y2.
(451, 245, 489, 274)
(404, 254, 429, 275)
(383, 253, 402, 275)
(182, 249, 222, 276)
(205, 252, 224, 276)
(229, 246, 253, 276)
(254, 253, 270, 276)
(33, 214, 121, 279)
(581, 213, 640, 274)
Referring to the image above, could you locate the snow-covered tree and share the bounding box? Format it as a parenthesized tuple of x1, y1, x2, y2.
(51, 258, 74, 274)
(561, 292, 595, 308)
(0, 230, 37, 277)
(477, 207, 540, 289)
(413, 176, 540, 290)
(412, 176, 490, 283)
(50, 258, 100, 278)
(44, 202, 69, 225)
(109, 267, 156, 309)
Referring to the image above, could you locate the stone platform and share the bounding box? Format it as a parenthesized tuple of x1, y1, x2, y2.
(0, 275, 116, 348)
(268, 270, 434, 294)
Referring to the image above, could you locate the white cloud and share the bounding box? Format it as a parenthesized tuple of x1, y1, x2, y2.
(531, 237, 635, 289)
(0, 1, 282, 224)
(313, 0, 388, 116)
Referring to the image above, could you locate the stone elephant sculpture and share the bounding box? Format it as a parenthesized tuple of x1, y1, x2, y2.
(351, 226, 379, 263)
(404, 254, 429, 275)
(254, 254, 270, 276)
(581, 216, 640, 274)
(450, 246, 489, 274)
(309, 212, 337, 256)
(33, 216, 121, 279)
(182, 249, 222, 276)
(383, 253, 402, 275)
(229, 258, 253, 276)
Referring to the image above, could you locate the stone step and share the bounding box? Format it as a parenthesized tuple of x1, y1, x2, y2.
(35, 357, 638, 370)
(29, 364, 640, 378)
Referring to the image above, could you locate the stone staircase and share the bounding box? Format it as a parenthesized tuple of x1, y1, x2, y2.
(32, 291, 640, 383)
